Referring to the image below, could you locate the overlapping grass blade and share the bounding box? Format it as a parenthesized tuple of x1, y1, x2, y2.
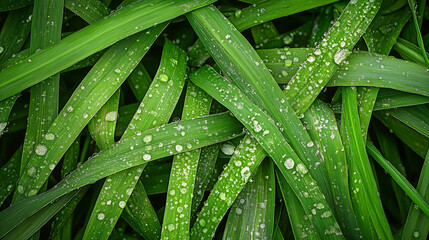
(303, 100, 360, 239)
(187, 5, 335, 214)
(342, 87, 393, 239)
(406, 0, 429, 67)
(12, 23, 167, 202)
(222, 159, 275, 239)
(127, 64, 152, 101)
(367, 142, 429, 217)
(395, 38, 429, 66)
(190, 134, 267, 238)
(84, 38, 185, 240)
(19, 0, 64, 182)
(0, 0, 32, 12)
(161, 82, 211, 239)
(373, 89, 429, 111)
(64, 0, 109, 24)
(402, 150, 429, 240)
(384, 106, 429, 139)
(190, 66, 343, 238)
(0, 146, 22, 205)
(284, 0, 381, 115)
(0, 0, 215, 100)
(0, 112, 243, 237)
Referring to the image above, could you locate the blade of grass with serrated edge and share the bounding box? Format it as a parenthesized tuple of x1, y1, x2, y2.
(303, 100, 361, 239)
(190, 66, 343, 238)
(222, 159, 275, 240)
(402, 150, 429, 240)
(385, 106, 429, 139)
(83, 38, 185, 240)
(187, 0, 338, 67)
(0, 112, 243, 238)
(0, 0, 215, 100)
(187, 5, 336, 215)
(375, 110, 429, 158)
(284, 0, 381, 116)
(191, 134, 267, 238)
(88, 90, 120, 150)
(367, 142, 429, 217)
(161, 81, 212, 239)
(0, 146, 22, 206)
(12, 24, 167, 203)
(259, 49, 429, 97)
(276, 169, 317, 239)
(342, 86, 393, 240)
(19, 0, 64, 181)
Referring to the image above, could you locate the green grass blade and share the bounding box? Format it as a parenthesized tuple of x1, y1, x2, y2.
(0, 0, 215, 100)
(127, 63, 152, 101)
(303, 100, 361, 239)
(19, 0, 64, 179)
(222, 159, 275, 240)
(83, 38, 185, 240)
(0, 146, 22, 205)
(384, 106, 429, 139)
(373, 89, 429, 111)
(64, 0, 109, 24)
(161, 82, 212, 239)
(402, 150, 429, 240)
(406, 0, 429, 67)
(342, 87, 393, 239)
(0, 112, 243, 237)
(191, 134, 267, 239)
(367, 142, 429, 217)
(309, 6, 334, 47)
(187, 5, 335, 212)
(190, 66, 343, 238)
(251, 22, 279, 47)
(394, 37, 429, 66)
(0, 0, 32, 12)
(260, 48, 429, 97)
(12, 24, 166, 203)
(284, 0, 381, 115)
(227, 0, 338, 31)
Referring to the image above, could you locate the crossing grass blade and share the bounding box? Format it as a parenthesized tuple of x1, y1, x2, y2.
(12, 23, 167, 203)
(0, 0, 216, 100)
(0, 0, 32, 12)
(284, 0, 381, 115)
(127, 63, 152, 101)
(342, 87, 393, 240)
(187, 5, 336, 213)
(384, 106, 429, 139)
(402, 150, 429, 240)
(406, 0, 429, 67)
(303, 100, 361, 239)
(64, 0, 110, 24)
(373, 89, 429, 111)
(367, 142, 429, 217)
(190, 134, 267, 239)
(83, 38, 185, 240)
(394, 37, 429, 66)
(222, 159, 275, 240)
(0, 112, 243, 238)
(161, 82, 212, 239)
(190, 66, 343, 238)
(259, 49, 429, 97)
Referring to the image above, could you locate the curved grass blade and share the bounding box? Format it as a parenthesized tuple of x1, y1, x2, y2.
(367, 142, 429, 217)
(19, 0, 64, 180)
(394, 37, 429, 66)
(127, 63, 152, 101)
(402, 150, 429, 240)
(191, 134, 267, 239)
(260, 48, 429, 97)
(309, 6, 334, 47)
(190, 66, 343, 238)
(373, 89, 429, 111)
(12, 24, 167, 203)
(83, 38, 185, 240)
(0, 0, 215, 100)
(161, 82, 212, 239)
(406, 0, 429, 67)
(0, 0, 32, 12)
(384, 106, 429, 139)
(64, 0, 110, 24)
(0, 112, 244, 238)
(342, 87, 393, 240)
(222, 159, 275, 240)
(187, 5, 335, 212)
(0, 146, 22, 206)
(303, 100, 361, 239)
(284, 0, 382, 115)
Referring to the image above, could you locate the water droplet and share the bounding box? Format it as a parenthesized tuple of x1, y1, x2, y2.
(307, 55, 315, 62)
(284, 59, 292, 67)
(119, 201, 126, 208)
(241, 166, 251, 181)
(413, 231, 420, 238)
(35, 144, 47, 156)
(159, 74, 169, 82)
(177, 207, 183, 213)
(333, 48, 350, 65)
(283, 35, 293, 45)
(17, 185, 24, 193)
(170, 189, 176, 195)
(114, 68, 121, 73)
(296, 163, 308, 174)
(0, 46, 4, 54)
(97, 213, 105, 220)
(105, 111, 117, 121)
(314, 49, 321, 55)
(45, 133, 55, 140)
(168, 224, 175, 231)
(83, 113, 88, 118)
(175, 145, 183, 152)
(67, 106, 74, 112)
(253, 121, 262, 132)
(143, 135, 153, 143)
(235, 9, 242, 17)
(221, 142, 235, 155)
(49, 164, 55, 170)
(27, 167, 36, 177)
(143, 154, 151, 161)
(284, 158, 294, 169)
(316, 203, 324, 209)
(307, 141, 314, 147)
(199, 219, 206, 227)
